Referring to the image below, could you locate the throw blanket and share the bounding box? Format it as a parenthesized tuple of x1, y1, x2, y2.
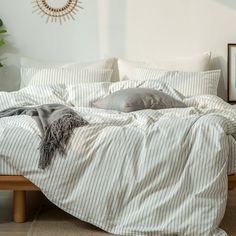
(0, 104, 88, 169)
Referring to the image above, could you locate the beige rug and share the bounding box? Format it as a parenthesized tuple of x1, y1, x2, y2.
(27, 205, 115, 236)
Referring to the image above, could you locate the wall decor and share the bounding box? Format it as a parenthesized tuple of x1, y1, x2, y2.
(32, 0, 83, 24)
(228, 44, 236, 102)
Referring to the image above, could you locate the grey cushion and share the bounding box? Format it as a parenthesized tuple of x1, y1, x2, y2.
(93, 88, 186, 112)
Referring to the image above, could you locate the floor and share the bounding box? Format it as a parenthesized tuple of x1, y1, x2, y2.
(0, 190, 236, 236)
(0, 191, 44, 236)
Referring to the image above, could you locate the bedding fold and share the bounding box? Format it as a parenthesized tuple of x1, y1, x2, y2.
(0, 82, 236, 235)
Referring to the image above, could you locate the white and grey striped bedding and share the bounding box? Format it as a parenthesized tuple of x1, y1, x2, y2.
(0, 156, 18, 175)
(129, 68, 220, 97)
(20, 68, 113, 88)
(20, 57, 116, 88)
(1, 83, 236, 235)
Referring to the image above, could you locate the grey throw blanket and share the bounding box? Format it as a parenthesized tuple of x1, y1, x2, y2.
(0, 104, 88, 169)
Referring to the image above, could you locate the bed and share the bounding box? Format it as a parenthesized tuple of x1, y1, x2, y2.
(1, 55, 236, 235)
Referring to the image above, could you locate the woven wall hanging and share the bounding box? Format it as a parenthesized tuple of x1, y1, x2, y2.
(32, 0, 83, 24)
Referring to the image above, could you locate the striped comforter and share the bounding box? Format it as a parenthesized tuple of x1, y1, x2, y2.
(1, 84, 236, 236)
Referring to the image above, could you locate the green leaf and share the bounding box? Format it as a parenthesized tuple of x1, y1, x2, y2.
(0, 30, 7, 34)
(0, 39, 5, 47)
(0, 62, 3, 67)
(0, 19, 3, 27)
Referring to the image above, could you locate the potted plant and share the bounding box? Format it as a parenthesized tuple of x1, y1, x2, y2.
(0, 18, 7, 67)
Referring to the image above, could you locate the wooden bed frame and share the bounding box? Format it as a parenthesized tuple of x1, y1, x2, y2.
(1, 175, 236, 223)
(0, 176, 39, 223)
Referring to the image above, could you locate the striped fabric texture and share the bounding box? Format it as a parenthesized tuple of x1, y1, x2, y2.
(20, 68, 113, 87)
(129, 68, 221, 97)
(20, 57, 116, 88)
(1, 83, 236, 235)
(0, 158, 18, 174)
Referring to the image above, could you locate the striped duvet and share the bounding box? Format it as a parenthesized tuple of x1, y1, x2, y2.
(1, 83, 236, 236)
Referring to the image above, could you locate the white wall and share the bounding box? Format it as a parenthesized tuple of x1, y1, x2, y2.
(0, 0, 236, 99)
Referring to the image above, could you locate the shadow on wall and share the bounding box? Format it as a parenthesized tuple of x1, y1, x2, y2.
(97, 0, 127, 80)
(108, 0, 127, 57)
(109, 0, 127, 79)
(0, 38, 20, 91)
(212, 0, 236, 9)
(0, 65, 20, 91)
(97, 0, 127, 59)
(211, 56, 227, 100)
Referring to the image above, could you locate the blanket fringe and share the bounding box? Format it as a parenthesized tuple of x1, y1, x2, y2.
(39, 114, 88, 169)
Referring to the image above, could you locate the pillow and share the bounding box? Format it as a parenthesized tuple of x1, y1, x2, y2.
(20, 57, 118, 87)
(22, 68, 113, 87)
(93, 88, 186, 112)
(118, 52, 211, 81)
(67, 82, 111, 107)
(67, 80, 185, 108)
(130, 68, 221, 97)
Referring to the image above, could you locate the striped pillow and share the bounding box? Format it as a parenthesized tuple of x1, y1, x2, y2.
(130, 68, 221, 96)
(20, 58, 118, 88)
(21, 68, 113, 87)
(67, 82, 111, 107)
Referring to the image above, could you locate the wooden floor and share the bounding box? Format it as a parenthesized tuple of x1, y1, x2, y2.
(0, 190, 236, 236)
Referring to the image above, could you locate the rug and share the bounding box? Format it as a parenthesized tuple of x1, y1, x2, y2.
(27, 205, 115, 236)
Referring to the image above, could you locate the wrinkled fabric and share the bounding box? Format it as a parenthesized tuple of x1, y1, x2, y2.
(0, 84, 236, 236)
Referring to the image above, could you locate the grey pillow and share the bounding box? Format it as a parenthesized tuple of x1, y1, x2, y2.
(92, 88, 186, 112)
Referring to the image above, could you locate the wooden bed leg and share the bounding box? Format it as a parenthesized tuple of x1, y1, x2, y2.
(13, 190, 26, 223)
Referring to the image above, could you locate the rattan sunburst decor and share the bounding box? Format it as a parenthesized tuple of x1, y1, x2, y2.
(32, 0, 83, 24)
